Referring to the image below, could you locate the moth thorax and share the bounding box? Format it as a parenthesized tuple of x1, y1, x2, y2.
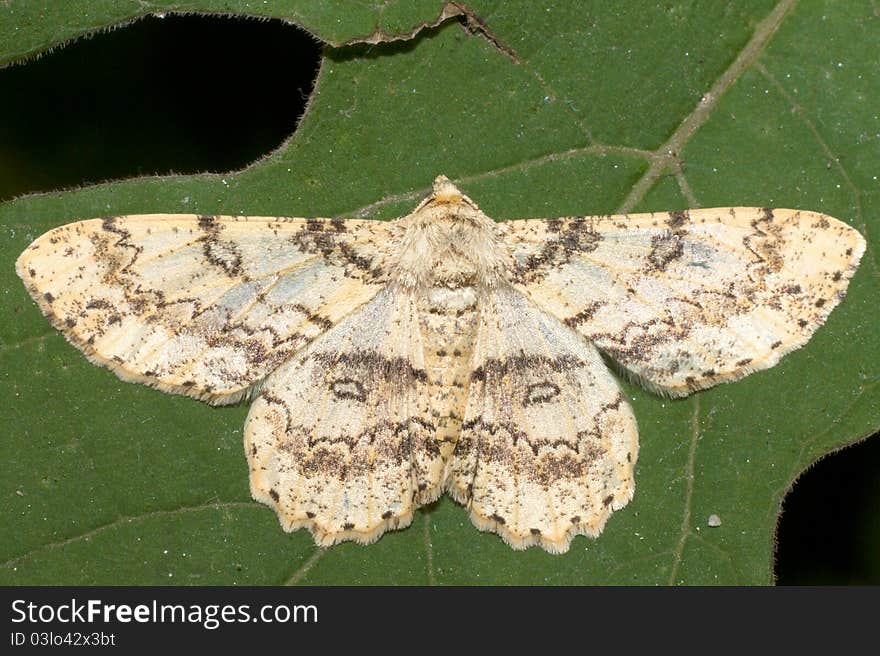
(430, 255, 478, 288)
(392, 212, 513, 290)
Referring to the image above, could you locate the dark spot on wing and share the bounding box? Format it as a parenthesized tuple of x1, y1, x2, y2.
(198, 215, 217, 230)
(524, 382, 561, 406)
(647, 232, 684, 271)
(666, 211, 689, 230)
(201, 237, 244, 277)
(330, 378, 367, 402)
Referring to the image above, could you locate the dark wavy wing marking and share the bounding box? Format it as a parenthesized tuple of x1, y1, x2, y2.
(17, 214, 395, 403)
(245, 286, 447, 547)
(500, 208, 865, 396)
(445, 286, 638, 553)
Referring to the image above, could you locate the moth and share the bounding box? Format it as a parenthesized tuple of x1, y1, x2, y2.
(16, 176, 865, 553)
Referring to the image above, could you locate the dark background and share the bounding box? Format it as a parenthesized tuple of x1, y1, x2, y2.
(1, 14, 877, 584)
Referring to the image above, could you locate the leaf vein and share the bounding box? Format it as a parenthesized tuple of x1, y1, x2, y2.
(617, 0, 800, 213)
(0, 501, 259, 570)
(284, 548, 327, 585)
(668, 396, 701, 585)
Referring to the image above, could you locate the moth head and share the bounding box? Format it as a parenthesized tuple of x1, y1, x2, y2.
(407, 175, 483, 221)
(431, 175, 464, 204)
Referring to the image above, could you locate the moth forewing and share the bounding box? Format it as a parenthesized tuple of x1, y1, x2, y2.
(503, 207, 866, 397)
(16, 214, 392, 404)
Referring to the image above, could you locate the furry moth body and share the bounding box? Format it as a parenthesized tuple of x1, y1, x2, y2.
(16, 176, 865, 553)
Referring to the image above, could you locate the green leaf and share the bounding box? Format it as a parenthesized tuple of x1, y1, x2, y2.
(1, 0, 877, 585)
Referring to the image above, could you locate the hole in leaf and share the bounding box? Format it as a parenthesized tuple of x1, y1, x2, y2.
(0, 13, 320, 201)
(776, 433, 880, 584)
